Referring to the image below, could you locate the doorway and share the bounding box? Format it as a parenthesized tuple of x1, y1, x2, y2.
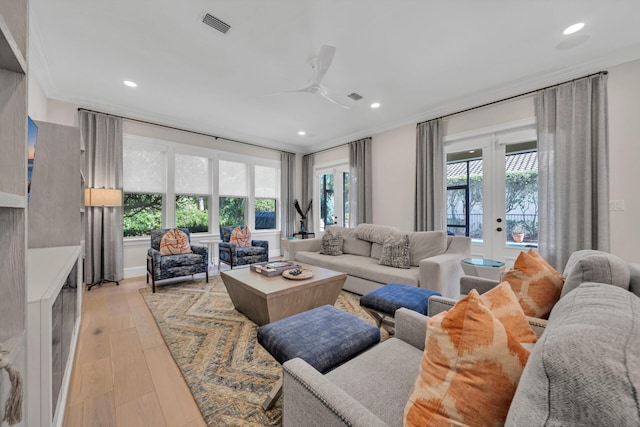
(445, 122, 538, 267)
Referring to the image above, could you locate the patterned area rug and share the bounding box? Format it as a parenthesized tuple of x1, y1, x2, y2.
(140, 275, 388, 426)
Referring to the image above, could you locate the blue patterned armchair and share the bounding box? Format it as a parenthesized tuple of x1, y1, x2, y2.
(219, 225, 269, 269)
(147, 228, 208, 292)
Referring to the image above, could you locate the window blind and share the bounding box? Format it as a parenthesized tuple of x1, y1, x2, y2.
(175, 153, 210, 194)
(219, 160, 247, 196)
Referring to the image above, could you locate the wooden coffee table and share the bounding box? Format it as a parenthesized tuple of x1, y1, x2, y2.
(220, 263, 347, 325)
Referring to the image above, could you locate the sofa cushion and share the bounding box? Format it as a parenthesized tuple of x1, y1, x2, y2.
(295, 251, 421, 287)
(560, 250, 630, 298)
(370, 243, 383, 260)
(319, 229, 343, 256)
(506, 283, 640, 426)
(502, 249, 564, 319)
(326, 338, 423, 427)
(328, 225, 371, 257)
(354, 223, 398, 244)
(379, 234, 410, 269)
(407, 231, 447, 267)
(159, 229, 192, 255)
(405, 290, 530, 427)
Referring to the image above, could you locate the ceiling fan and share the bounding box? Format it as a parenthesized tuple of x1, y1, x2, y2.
(266, 44, 351, 109)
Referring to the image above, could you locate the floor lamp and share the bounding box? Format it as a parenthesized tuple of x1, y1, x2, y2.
(85, 188, 122, 291)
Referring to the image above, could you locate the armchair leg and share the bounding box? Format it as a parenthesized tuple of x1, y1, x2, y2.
(206, 271, 209, 283)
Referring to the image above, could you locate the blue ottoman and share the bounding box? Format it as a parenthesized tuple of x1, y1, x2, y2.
(257, 305, 380, 410)
(360, 283, 441, 333)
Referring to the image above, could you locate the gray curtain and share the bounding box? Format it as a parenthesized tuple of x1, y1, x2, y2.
(280, 152, 296, 245)
(302, 153, 315, 233)
(415, 119, 444, 231)
(80, 110, 124, 284)
(349, 137, 372, 226)
(536, 73, 609, 270)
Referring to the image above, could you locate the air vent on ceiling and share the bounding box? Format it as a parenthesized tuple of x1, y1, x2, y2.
(202, 13, 231, 34)
(347, 92, 363, 101)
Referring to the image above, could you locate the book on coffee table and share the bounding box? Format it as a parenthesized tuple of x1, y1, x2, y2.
(250, 261, 300, 277)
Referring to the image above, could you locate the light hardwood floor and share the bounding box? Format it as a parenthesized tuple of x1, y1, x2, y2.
(63, 276, 207, 427)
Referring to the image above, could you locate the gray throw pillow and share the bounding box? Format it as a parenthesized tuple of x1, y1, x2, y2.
(561, 252, 630, 298)
(320, 230, 343, 256)
(378, 234, 410, 269)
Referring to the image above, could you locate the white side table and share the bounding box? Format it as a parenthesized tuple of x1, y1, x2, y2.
(199, 239, 221, 271)
(461, 258, 506, 282)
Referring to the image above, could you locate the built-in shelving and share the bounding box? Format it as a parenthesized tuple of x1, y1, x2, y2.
(0, 1, 28, 425)
(0, 191, 26, 208)
(0, 14, 26, 74)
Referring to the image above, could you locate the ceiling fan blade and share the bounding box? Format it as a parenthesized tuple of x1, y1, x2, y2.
(314, 44, 336, 84)
(263, 87, 313, 97)
(320, 89, 351, 109)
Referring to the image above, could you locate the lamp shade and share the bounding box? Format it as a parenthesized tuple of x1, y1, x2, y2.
(85, 188, 122, 207)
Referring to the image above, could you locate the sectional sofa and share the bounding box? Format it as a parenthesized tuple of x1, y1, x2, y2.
(286, 224, 471, 298)
(281, 250, 640, 426)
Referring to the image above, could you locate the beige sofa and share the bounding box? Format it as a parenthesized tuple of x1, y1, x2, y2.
(287, 224, 471, 298)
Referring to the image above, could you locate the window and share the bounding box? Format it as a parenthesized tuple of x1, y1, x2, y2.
(176, 195, 209, 233)
(122, 135, 282, 237)
(219, 160, 247, 226)
(123, 193, 163, 237)
(317, 164, 349, 231)
(175, 154, 210, 233)
(123, 139, 166, 236)
(254, 165, 278, 230)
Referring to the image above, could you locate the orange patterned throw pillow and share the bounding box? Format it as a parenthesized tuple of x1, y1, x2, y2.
(502, 249, 564, 319)
(404, 290, 531, 427)
(480, 281, 538, 344)
(159, 229, 192, 255)
(229, 226, 252, 247)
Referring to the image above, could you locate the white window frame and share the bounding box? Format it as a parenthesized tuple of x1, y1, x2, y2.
(122, 134, 282, 240)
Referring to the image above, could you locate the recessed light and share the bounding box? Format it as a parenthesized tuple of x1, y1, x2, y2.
(468, 150, 475, 154)
(563, 23, 584, 35)
(370, 102, 381, 109)
(298, 131, 306, 136)
(124, 80, 137, 88)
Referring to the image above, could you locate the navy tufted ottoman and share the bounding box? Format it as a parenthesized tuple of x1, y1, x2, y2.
(360, 283, 441, 334)
(257, 304, 380, 410)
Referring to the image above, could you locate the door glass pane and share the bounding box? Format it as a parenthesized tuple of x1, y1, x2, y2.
(446, 187, 467, 236)
(446, 150, 483, 241)
(505, 143, 538, 247)
(319, 173, 334, 231)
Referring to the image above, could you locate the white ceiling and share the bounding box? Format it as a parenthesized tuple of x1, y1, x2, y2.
(29, 0, 640, 153)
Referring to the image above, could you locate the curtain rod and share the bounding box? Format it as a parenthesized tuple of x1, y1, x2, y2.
(77, 108, 293, 154)
(418, 70, 608, 126)
(309, 142, 349, 156)
(308, 136, 372, 156)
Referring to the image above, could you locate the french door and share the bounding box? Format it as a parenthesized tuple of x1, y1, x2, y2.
(445, 122, 538, 267)
(315, 164, 350, 232)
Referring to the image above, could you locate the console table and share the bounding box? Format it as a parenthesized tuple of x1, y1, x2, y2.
(293, 232, 315, 239)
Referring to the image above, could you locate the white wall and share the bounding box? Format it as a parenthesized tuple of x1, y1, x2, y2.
(371, 123, 416, 230)
(608, 59, 640, 264)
